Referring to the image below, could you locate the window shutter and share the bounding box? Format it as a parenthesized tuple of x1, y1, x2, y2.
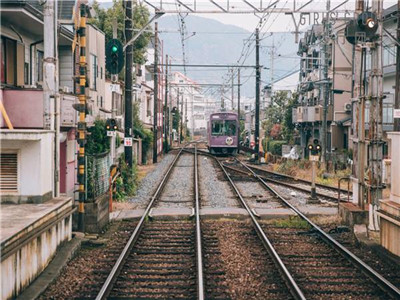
(16, 43, 25, 86)
(5, 39, 15, 85)
(0, 153, 18, 193)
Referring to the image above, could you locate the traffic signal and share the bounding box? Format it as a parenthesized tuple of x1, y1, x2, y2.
(308, 139, 322, 156)
(345, 12, 378, 45)
(106, 39, 124, 74)
(106, 119, 118, 131)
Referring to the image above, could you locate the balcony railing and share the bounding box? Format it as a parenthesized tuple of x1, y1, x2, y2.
(1, 88, 77, 129)
(293, 105, 333, 124)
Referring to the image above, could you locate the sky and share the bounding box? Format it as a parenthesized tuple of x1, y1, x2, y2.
(96, 0, 399, 33)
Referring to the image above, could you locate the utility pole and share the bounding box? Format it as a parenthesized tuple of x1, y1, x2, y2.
(394, 0, 400, 132)
(231, 68, 234, 109)
(124, 0, 133, 167)
(180, 92, 184, 143)
(43, 0, 59, 198)
(321, 0, 331, 167)
(164, 54, 169, 152)
(367, 0, 384, 231)
(77, 4, 87, 232)
(237, 69, 241, 120)
(153, 22, 159, 163)
(351, 0, 365, 208)
(255, 28, 261, 162)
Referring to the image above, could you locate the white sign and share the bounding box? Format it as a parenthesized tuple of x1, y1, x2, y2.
(309, 155, 319, 162)
(107, 131, 116, 137)
(124, 137, 133, 147)
(394, 109, 400, 119)
(109, 84, 121, 93)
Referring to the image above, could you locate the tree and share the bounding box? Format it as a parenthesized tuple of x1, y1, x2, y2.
(262, 91, 296, 142)
(91, 0, 151, 66)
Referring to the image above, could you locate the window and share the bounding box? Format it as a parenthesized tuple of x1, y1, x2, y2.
(90, 54, 97, 90)
(225, 120, 236, 135)
(100, 96, 103, 108)
(37, 50, 44, 82)
(1, 36, 25, 86)
(211, 120, 237, 136)
(100, 67, 103, 79)
(24, 62, 29, 84)
(212, 120, 224, 136)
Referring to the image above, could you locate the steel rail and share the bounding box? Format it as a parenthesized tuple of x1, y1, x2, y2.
(238, 159, 400, 299)
(215, 159, 306, 300)
(245, 164, 352, 195)
(194, 144, 205, 300)
(222, 163, 341, 202)
(95, 146, 187, 300)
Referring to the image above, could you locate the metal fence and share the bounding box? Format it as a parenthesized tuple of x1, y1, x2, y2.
(86, 151, 112, 201)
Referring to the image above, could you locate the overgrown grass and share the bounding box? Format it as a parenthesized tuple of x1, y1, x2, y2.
(272, 216, 311, 229)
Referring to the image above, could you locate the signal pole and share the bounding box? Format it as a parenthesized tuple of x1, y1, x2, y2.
(77, 4, 87, 231)
(164, 54, 169, 152)
(153, 22, 159, 163)
(255, 28, 260, 162)
(367, 0, 384, 231)
(394, 0, 400, 132)
(321, 0, 331, 167)
(124, 0, 133, 167)
(238, 69, 241, 120)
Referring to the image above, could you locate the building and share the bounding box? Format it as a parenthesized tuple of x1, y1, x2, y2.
(0, 0, 80, 201)
(294, 19, 353, 157)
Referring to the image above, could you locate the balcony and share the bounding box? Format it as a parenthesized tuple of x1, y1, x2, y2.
(0, 88, 77, 129)
(293, 105, 333, 124)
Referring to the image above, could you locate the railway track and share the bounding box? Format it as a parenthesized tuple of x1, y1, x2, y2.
(247, 164, 352, 201)
(215, 157, 400, 299)
(95, 144, 205, 299)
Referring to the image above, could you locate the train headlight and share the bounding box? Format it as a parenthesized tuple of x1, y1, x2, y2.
(226, 137, 233, 145)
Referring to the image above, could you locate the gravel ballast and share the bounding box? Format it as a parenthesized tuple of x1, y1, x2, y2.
(128, 152, 176, 208)
(156, 153, 194, 208)
(199, 156, 239, 208)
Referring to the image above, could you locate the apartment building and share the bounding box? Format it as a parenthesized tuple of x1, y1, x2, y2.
(294, 19, 353, 156)
(0, 0, 107, 201)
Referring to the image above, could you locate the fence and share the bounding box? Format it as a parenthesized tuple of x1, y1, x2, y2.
(86, 151, 112, 202)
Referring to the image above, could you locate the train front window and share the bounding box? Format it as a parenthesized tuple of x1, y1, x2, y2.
(211, 120, 224, 136)
(225, 120, 236, 136)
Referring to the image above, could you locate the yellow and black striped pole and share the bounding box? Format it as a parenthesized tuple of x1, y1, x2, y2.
(77, 4, 87, 232)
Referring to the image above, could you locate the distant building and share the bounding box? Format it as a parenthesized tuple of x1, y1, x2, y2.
(294, 19, 353, 157)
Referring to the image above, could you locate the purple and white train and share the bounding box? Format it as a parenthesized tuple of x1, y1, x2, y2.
(207, 112, 239, 155)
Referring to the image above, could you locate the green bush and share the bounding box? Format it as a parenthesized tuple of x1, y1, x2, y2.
(268, 140, 286, 156)
(115, 154, 138, 201)
(86, 119, 110, 155)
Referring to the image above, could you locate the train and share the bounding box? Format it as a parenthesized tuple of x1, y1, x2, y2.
(207, 112, 239, 155)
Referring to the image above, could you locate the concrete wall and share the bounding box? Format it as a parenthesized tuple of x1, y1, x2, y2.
(1, 210, 72, 299)
(0, 130, 53, 203)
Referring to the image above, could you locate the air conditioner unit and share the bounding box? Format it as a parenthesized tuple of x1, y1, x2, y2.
(344, 102, 352, 112)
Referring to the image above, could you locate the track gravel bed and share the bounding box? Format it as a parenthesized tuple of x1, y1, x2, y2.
(198, 156, 239, 208)
(39, 221, 137, 299)
(202, 220, 293, 300)
(261, 219, 390, 299)
(109, 220, 197, 299)
(129, 152, 176, 208)
(155, 153, 194, 209)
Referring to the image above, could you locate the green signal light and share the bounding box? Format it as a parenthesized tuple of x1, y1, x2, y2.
(112, 45, 118, 53)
